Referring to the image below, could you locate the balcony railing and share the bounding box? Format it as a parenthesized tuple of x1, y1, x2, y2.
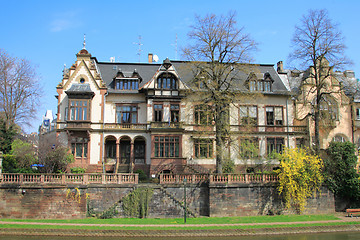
(65, 122, 91, 130)
(0, 173, 138, 185)
(150, 122, 183, 129)
(104, 123, 147, 130)
(159, 173, 278, 184)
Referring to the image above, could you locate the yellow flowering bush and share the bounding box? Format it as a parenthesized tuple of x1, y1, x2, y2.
(276, 147, 323, 213)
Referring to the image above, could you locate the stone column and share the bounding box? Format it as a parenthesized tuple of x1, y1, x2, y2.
(115, 141, 120, 173)
(130, 141, 134, 173)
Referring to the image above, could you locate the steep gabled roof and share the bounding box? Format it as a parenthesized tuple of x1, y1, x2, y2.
(93, 58, 291, 95)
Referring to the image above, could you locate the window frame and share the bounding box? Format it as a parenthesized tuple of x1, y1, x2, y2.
(194, 138, 213, 159)
(116, 104, 138, 124)
(153, 135, 181, 158)
(153, 103, 163, 122)
(239, 138, 259, 159)
(267, 137, 284, 155)
(170, 103, 180, 123)
(68, 99, 90, 121)
(115, 78, 139, 90)
(239, 105, 258, 125)
(156, 73, 178, 90)
(71, 137, 89, 158)
(194, 104, 214, 125)
(265, 106, 283, 126)
(249, 79, 272, 92)
(356, 108, 360, 120)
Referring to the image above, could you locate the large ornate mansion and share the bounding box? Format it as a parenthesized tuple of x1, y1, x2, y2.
(48, 47, 358, 175)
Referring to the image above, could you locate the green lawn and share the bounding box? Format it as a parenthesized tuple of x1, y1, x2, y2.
(0, 214, 343, 226)
(0, 221, 359, 231)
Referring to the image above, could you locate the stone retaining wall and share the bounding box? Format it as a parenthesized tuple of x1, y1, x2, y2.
(0, 182, 334, 219)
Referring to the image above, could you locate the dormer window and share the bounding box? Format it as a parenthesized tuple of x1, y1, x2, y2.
(156, 73, 178, 90)
(248, 72, 273, 92)
(114, 70, 141, 90)
(115, 79, 139, 90)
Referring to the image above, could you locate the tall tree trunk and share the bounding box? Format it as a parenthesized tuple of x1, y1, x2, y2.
(314, 107, 321, 155)
(215, 102, 229, 173)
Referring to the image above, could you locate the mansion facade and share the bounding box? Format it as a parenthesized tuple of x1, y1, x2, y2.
(53, 48, 357, 175)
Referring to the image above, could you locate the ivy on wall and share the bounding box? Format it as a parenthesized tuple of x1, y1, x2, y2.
(122, 187, 153, 218)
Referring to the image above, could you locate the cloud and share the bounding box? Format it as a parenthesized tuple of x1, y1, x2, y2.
(50, 11, 82, 32)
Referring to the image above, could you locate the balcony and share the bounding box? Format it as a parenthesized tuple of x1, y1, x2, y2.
(150, 122, 183, 129)
(104, 123, 147, 131)
(65, 121, 91, 130)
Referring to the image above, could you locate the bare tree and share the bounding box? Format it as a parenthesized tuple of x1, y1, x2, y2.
(182, 12, 258, 173)
(289, 9, 351, 154)
(0, 49, 42, 129)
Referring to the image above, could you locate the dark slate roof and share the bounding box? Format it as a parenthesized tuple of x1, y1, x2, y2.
(65, 83, 93, 94)
(93, 58, 290, 95)
(95, 61, 160, 89)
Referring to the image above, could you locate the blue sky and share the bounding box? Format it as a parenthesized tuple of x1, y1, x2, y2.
(1, 0, 359, 133)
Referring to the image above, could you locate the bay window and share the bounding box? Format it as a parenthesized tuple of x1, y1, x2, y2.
(69, 100, 89, 121)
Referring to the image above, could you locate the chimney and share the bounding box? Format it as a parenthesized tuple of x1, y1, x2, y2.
(148, 53, 153, 63)
(277, 61, 284, 73)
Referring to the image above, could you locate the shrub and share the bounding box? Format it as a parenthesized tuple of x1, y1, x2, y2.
(70, 167, 86, 174)
(135, 169, 148, 182)
(222, 159, 235, 173)
(276, 147, 323, 214)
(324, 142, 360, 204)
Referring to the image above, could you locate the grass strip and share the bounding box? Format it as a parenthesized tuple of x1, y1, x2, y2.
(0, 214, 340, 225)
(0, 221, 359, 231)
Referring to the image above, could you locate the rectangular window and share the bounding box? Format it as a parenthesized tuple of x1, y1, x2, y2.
(64, 107, 68, 121)
(194, 105, 213, 125)
(170, 104, 180, 122)
(71, 137, 88, 158)
(69, 100, 88, 121)
(116, 105, 137, 124)
(239, 106, 257, 125)
(267, 138, 284, 155)
(356, 108, 360, 120)
(154, 136, 180, 158)
(239, 138, 259, 159)
(194, 139, 213, 158)
(249, 81, 256, 92)
(266, 106, 283, 126)
(154, 104, 163, 122)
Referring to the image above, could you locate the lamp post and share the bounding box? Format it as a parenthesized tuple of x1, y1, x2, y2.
(184, 177, 187, 224)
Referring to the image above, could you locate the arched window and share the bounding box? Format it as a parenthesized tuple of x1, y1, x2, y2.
(156, 73, 178, 89)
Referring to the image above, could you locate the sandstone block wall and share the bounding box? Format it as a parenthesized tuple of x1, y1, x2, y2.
(0, 183, 334, 219)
